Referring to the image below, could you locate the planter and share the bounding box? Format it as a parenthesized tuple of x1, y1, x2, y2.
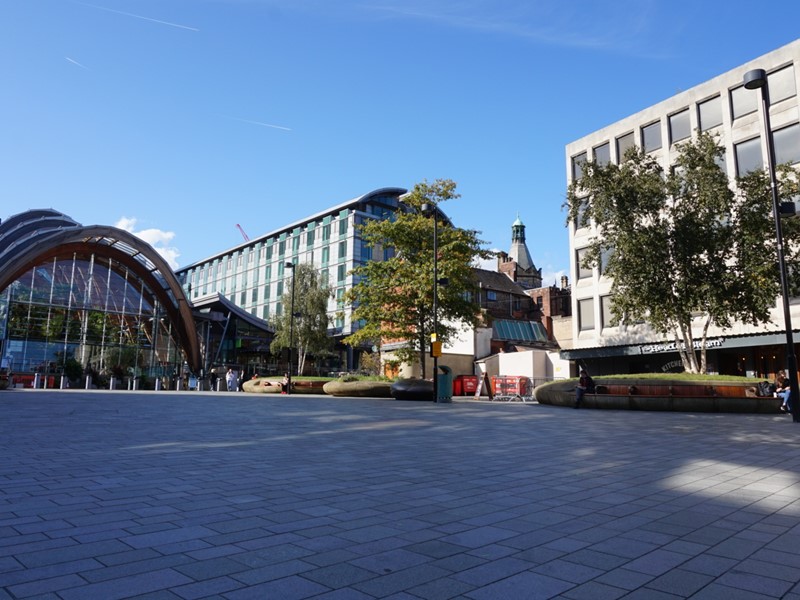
(322, 380, 393, 398)
(535, 378, 782, 413)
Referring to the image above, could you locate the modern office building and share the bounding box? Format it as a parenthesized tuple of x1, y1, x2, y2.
(564, 39, 800, 376)
(174, 187, 408, 373)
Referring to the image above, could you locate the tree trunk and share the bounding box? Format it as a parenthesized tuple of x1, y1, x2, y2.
(418, 323, 426, 379)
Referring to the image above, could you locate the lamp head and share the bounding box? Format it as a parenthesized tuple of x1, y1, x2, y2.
(285, 261, 294, 269)
(743, 68, 767, 90)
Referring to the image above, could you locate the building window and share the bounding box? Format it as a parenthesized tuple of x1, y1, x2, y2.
(276, 302, 282, 317)
(487, 290, 497, 301)
(339, 218, 348, 236)
(575, 198, 590, 229)
(239, 291, 246, 305)
(362, 244, 373, 261)
(572, 152, 587, 180)
(578, 298, 595, 331)
(277, 281, 283, 297)
(307, 230, 315, 247)
(698, 95, 723, 131)
(321, 246, 330, 265)
(265, 265, 272, 281)
(774, 123, 800, 166)
(262, 305, 269, 319)
(616, 131, 635, 162)
(323, 224, 331, 241)
(260, 246, 266, 260)
(264, 284, 270, 299)
(769, 65, 796, 104)
(734, 137, 763, 176)
(248, 251, 254, 264)
(599, 246, 613, 277)
(669, 109, 691, 144)
(338, 241, 347, 259)
(641, 121, 662, 152)
(337, 264, 346, 283)
(278, 240, 286, 255)
(536, 296, 544, 309)
(731, 85, 758, 120)
(593, 142, 610, 166)
(237, 254, 243, 268)
(577, 248, 592, 280)
(251, 288, 258, 303)
(292, 236, 300, 252)
(601, 295, 615, 328)
(320, 269, 329, 286)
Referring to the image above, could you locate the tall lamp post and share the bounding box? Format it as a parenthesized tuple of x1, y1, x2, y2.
(744, 68, 800, 423)
(421, 203, 441, 403)
(285, 261, 297, 396)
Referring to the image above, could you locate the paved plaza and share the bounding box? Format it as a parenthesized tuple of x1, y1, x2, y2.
(0, 390, 799, 600)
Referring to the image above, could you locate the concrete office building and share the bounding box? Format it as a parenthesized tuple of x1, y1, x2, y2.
(175, 187, 407, 373)
(564, 39, 800, 376)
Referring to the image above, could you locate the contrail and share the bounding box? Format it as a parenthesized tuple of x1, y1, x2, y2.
(224, 116, 292, 131)
(74, 1, 199, 31)
(65, 56, 89, 69)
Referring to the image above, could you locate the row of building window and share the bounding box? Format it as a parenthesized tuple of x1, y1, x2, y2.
(572, 64, 798, 179)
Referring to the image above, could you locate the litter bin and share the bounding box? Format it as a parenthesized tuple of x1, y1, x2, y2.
(436, 365, 453, 403)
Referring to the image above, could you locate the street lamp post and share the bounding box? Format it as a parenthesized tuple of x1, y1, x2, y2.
(285, 261, 297, 396)
(744, 68, 800, 423)
(421, 203, 440, 403)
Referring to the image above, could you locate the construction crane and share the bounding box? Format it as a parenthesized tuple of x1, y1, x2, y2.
(236, 224, 250, 242)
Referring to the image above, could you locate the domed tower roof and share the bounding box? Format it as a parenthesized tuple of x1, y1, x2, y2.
(509, 214, 535, 271)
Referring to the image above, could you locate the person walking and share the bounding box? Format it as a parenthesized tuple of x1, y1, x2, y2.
(226, 368, 237, 392)
(574, 368, 595, 409)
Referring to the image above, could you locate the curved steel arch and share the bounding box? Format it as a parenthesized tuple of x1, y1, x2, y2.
(0, 223, 201, 372)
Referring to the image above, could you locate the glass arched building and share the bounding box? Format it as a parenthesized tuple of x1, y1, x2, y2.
(0, 209, 201, 388)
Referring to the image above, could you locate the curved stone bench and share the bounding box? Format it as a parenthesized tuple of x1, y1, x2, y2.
(535, 378, 782, 413)
(322, 380, 393, 398)
(391, 379, 434, 401)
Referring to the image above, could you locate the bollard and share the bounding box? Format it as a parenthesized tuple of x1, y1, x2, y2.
(132, 377, 139, 391)
(85, 374, 92, 389)
(33, 373, 41, 389)
(60, 375, 67, 389)
(109, 376, 116, 390)
(155, 377, 162, 391)
(176, 378, 182, 391)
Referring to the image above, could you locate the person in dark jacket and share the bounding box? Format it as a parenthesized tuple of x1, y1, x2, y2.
(574, 369, 595, 409)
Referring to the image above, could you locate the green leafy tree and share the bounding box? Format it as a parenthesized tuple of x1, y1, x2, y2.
(345, 179, 493, 377)
(271, 263, 333, 375)
(567, 132, 800, 373)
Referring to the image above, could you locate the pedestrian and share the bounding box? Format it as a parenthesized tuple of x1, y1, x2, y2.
(574, 368, 595, 409)
(226, 368, 237, 392)
(280, 372, 290, 394)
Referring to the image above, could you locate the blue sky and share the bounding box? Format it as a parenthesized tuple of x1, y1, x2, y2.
(3, 1, 800, 284)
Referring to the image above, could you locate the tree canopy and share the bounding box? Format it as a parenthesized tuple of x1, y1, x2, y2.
(270, 262, 332, 375)
(567, 132, 800, 373)
(345, 179, 493, 377)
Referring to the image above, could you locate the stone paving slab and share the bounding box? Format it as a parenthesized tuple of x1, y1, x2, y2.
(0, 389, 799, 599)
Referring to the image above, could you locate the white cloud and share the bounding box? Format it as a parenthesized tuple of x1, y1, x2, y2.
(115, 217, 181, 269)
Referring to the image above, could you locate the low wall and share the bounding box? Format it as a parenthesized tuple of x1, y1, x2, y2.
(534, 378, 782, 413)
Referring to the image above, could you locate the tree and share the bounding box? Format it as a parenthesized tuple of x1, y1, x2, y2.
(344, 179, 493, 377)
(270, 263, 333, 376)
(567, 132, 800, 373)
